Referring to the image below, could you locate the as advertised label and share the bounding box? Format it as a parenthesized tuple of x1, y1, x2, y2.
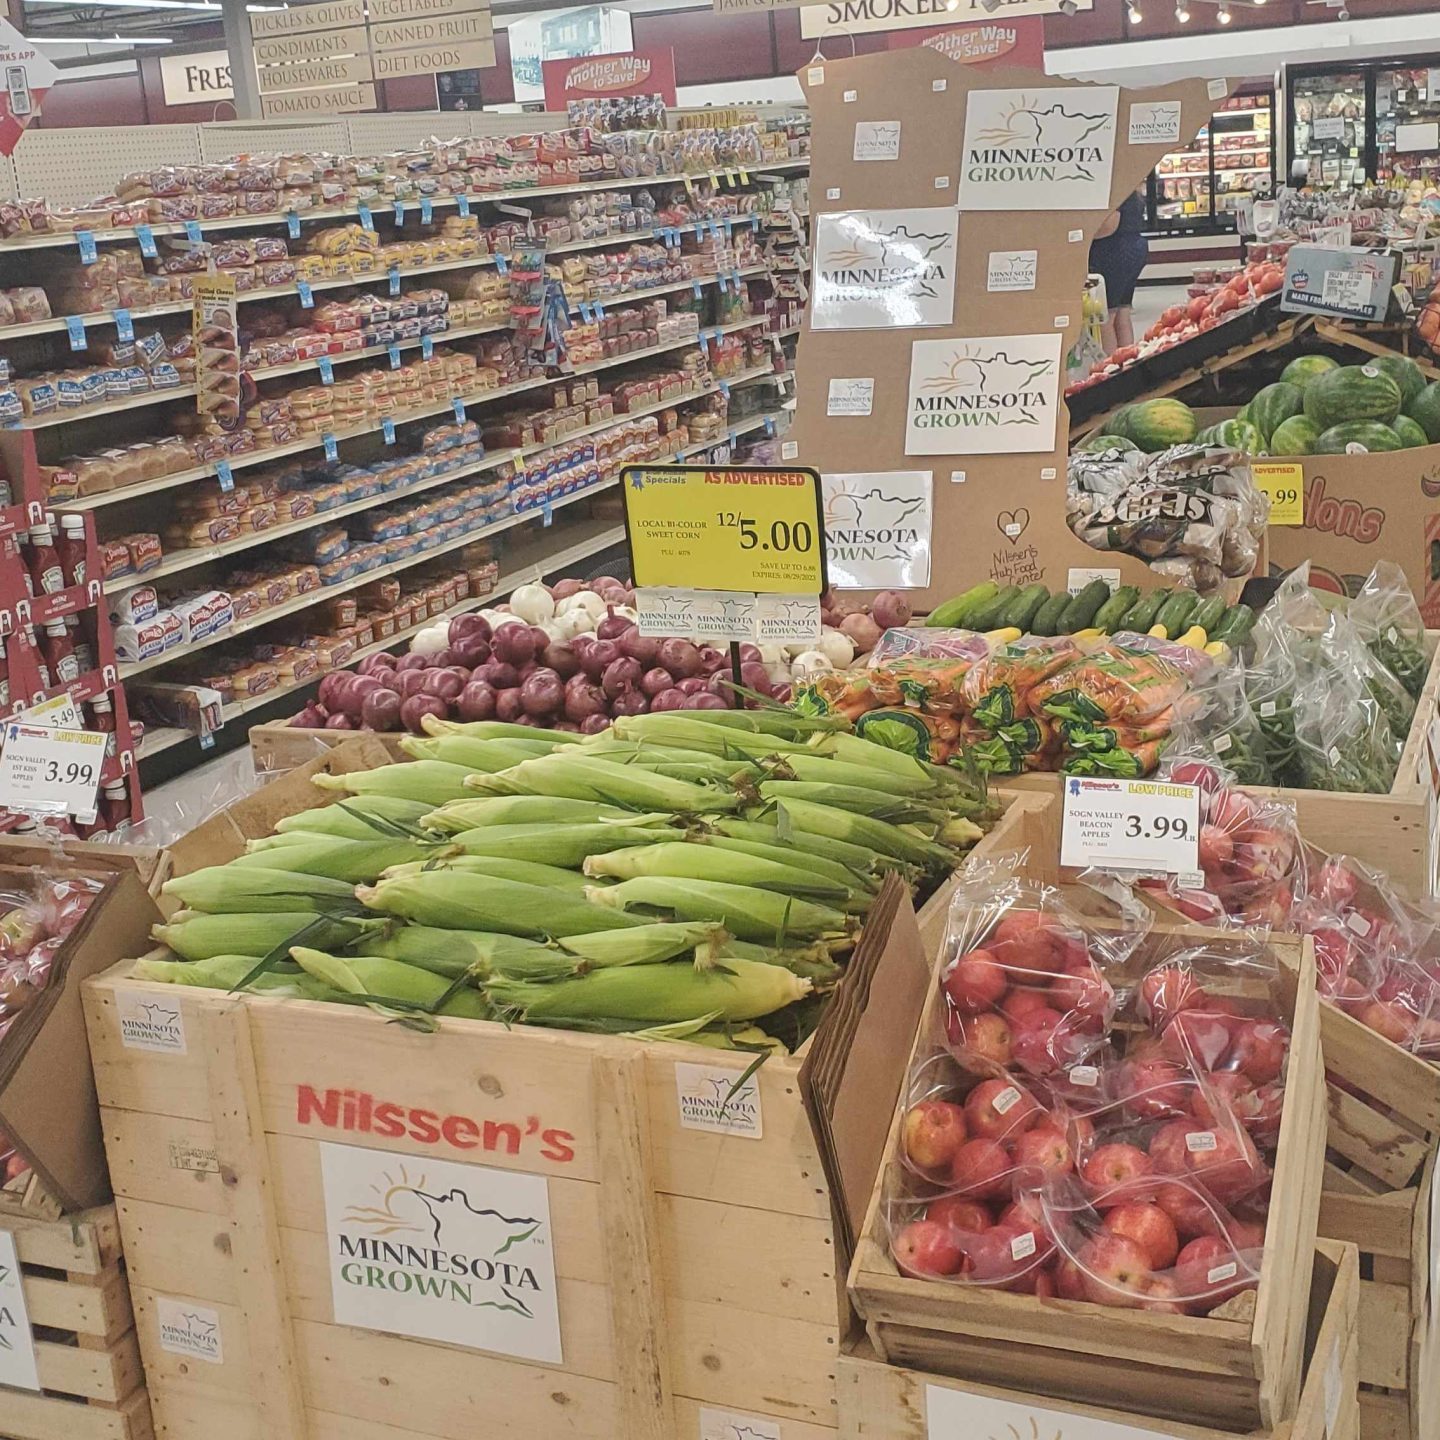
(321, 1141, 562, 1364)
(822, 471, 932, 589)
(826, 378, 875, 416)
(986, 249, 1037, 292)
(905, 334, 1063, 456)
(0, 1230, 39, 1392)
(812, 208, 958, 330)
(1061, 777, 1200, 874)
(853, 119, 901, 161)
(116, 990, 187, 1053)
(675, 1062, 764, 1139)
(959, 86, 1119, 212)
(156, 1297, 223, 1364)
(700, 1407, 782, 1440)
(927, 1383, 1175, 1439)
(1251, 462, 1304, 526)
(1128, 99, 1182, 145)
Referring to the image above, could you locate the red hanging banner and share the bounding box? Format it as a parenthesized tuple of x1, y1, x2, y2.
(884, 16, 1045, 69)
(541, 47, 678, 111)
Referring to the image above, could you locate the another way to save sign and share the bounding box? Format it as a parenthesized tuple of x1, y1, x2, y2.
(1060, 775, 1199, 875)
(620, 463, 827, 648)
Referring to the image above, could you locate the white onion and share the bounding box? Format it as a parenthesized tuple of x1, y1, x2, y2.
(556, 591, 607, 623)
(790, 650, 834, 679)
(411, 622, 450, 656)
(489, 613, 528, 630)
(552, 608, 594, 640)
(815, 628, 856, 669)
(510, 582, 556, 625)
(758, 643, 787, 667)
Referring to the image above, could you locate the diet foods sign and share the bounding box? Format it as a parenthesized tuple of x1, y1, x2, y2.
(320, 1141, 562, 1364)
(905, 335, 1063, 456)
(812, 208, 958, 330)
(822, 471, 933, 588)
(959, 86, 1119, 212)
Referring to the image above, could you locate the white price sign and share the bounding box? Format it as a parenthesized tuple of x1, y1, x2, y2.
(0, 721, 106, 818)
(1060, 777, 1200, 873)
(1321, 267, 1373, 312)
(0, 1228, 40, 1392)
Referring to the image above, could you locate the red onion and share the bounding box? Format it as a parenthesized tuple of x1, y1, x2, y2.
(491, 624, 536, 666)
(840, 613, 883, 653)
(698, 645, 728, 675)
(396, 652, 430, 673)
(595, 606, 633, 642)
(658, 638, 703, 678)
(421, 668, 465, 702)
(292, 704, 326, 729)
(740, 662, 773, 696)
(650, 687, 688, 711)
(520, 667, 565, 717)
(602, 656, 642, 699)
(396, 670, 430, 699)
(590, 574, 623, 592)
(871, 591, 913, 629)
(771, 683, 793, 705)
(449, 613, 491, 642)
(346, 673, 385, 715)
(683, 692, 729, 710)
(541, 642, 580, 680)
(564, 677, 608, 723)
(443, 665, 472, 684)
(474, 660, 519, 690)
(617, 627, 660, 665)
(639, 667, 674, 699)
(580, 637, 619, 681)
(551, 719, 581, 732)
(516, 660, 538, 683)
(571, 632, 595, 654)
(451, 636, 491, 669)
(429, 647, 456, 669)
(610, 690, 649, 717)
(457, 681, 497, 722)
(361, 688, 403, 731)
(325, 713, 355, 729)
(738, 643, 761, 663)
(495, 689, 527, 722)
(318, 672, 346, 710)
(356, 654, 389, 676)
(675, 677, 709, 696)
(401, 694, 449, 733)
(529, 625, 551, 655)
(580, 713, 611, 735)
(551, 579, 587, 601)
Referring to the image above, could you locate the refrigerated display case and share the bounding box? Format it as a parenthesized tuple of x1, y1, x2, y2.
(1147, 92, 1274, 235)
(1376, 63, 1440, 184)
(1286, 64, 1367, 187)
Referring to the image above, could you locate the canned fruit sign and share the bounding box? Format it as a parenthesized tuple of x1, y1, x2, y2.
(811, 208, 959, 330)
(541, 47, 676, 109)
(320, 1142, 562, 1363)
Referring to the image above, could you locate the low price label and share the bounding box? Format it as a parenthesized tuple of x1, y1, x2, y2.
(1252, 462, 1304, 526)
(1060, 776, 1200, 874)
(0, 721, 106, 818)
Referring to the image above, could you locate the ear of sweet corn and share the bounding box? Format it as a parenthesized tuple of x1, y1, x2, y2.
(606, 715, 811, 757)
(419, 796, 649, 834)
(399, 735, 555, 771)
(765, 751, 941, 797)
(134, 954, 313, 994)
(312, 761, 476, 806)
(381, 855, 593, 895)
(701, 834, 876, 894)
(161, 866, 359, 914)
(290, 948, 489, 1019)
(468, 753, 740, 813)
(555, 921, 729, 968)
(274, 796, 434, 840)
(584, 876, 849, 943)
(365, 925, 577, 981)
(756, 780, 944, 825)
(449, 823, 676, 868)
(769, 798, 956, 870)
(422, 717, 582, 745)
(710, 816, 898, 877)
(152, 911, 384, 961)
(582, 841, 850, 899)
(231, 838, 458, 884)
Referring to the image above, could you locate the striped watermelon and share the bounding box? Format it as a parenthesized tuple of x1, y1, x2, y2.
(1126, 398, 1198, 453)
(1280, 354, 1340, 389)
(1303, 365, 1403, 430)
(1406, 381, 1440, 443)
(1248, 382, 1304, 443)
(1268, 415, 1321, 455)
(1202, 419, 1264, 454)
(1368, 353, 1426, 408)
(1392, 415, 1430, 449)
(1075, 433, 1140, 455)
(1313, 421, 1405, 454)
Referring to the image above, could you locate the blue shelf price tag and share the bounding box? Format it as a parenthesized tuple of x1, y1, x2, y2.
(185, 220, 203, 244)
(750, 216, 760, 229)
(382, 418, 396, 445)
(287, 211, 301, 240)
(216, 460, 234, 492)
(318, 356, 334, 385)
(65, 315, 86, 352)
(358, 203, 374, 233)
(764, 417, 775, 436)
(323, 434, 339, 462)
(389, 266, 401, 297)
(719, 381, 731, 398)
(297, 280, 314, 309)
(542, 498, 553, 528)
(199, 732, 216, 751)
(578, 302, 593, 322)
(393, 200, 405, 226)
(495, 253, 509, 275)
(692, 281, 703, 299)
(388, 343, 402, 369)
(724, 217, 734, 234)
(421, 334, 434, 360)
(452, 397, 466, 423)
(594, 303, 606, 320)
(457, 195, 471, 218)
(420, 197, 433, 224)
(731, 269, 743, 289)
(136, 225, 156, 259)
(114, 308, 134, 344)
(76, 230, 97, 264)
(717, 274, 729, 293)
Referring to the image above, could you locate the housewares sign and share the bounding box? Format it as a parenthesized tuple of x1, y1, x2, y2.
(801, 0, 1088, 38)
(812, 208, 958, 329)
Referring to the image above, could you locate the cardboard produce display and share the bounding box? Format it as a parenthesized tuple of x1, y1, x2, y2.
(792, 47, 1219, 606)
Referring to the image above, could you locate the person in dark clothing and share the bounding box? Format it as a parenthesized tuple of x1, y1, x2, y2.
(1090, 190, 1149, 352)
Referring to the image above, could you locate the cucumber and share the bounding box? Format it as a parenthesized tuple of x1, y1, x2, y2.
(1155, 590, 1200, 639)
(1118, 589, 1168, 633)
(1212, 603, 1257, 645)
(1092, 586, 1140, 634)
(1031, 592, 1071, 637)
(1058, 579, 1112, 634)
(926, 580, 997, 629)
(1188, 596, 1226, 636)
(1004, 583, 1050, 633)
(966, 585, 1021, 632)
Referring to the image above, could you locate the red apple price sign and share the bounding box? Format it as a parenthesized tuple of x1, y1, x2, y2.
(1059, 777, 1200, 875)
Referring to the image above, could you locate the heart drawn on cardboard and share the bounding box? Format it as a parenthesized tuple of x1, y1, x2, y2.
(997, 508, 1031, 541)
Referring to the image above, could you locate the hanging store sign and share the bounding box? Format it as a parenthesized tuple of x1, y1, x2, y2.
(159, 50, 233, 105)
(801, 0, 1085, 39)
(258, 55, 373, 93)
(252, 26, 369, 64)
(884, 17, 1045, 69)
(369, 0, 488, 19)
(0, 20, 57, 156)
(250, 0, 364, 36)
(822, 471, 933, 588)
(541, 47, 676, 109)
(811, 208, 959, 330)
(259, 82, 377, 117)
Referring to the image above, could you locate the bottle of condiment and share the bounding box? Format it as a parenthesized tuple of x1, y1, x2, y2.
(67, 615, 95, 675)
(25, 624, 49, 690)
(56, 516, 87, 589)
(40, 619, 77, 685)
(99, 780, 130, 835)
(0, 637, 10, 713)
(88, 693, 117, 758)
(26, 522, 64, 597)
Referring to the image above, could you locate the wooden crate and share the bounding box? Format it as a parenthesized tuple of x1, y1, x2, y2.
(837, 1240, 1359, 1440)
(0, 1205, 153, 1440)
(996, 630, 1440, 902)
(846, 840, 1327, 1431)
(248, 720, 406, 773)
(83, 740, 1029, 1440)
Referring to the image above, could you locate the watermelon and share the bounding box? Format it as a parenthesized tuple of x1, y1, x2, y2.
(1280, 354, 1341, 389)
(1212, 419, 1265, 453)
(1368, 353, 1426, 408)
(1126, 398, 1198, 453)
(1106, 403, 1139, 440)
(1248, 382, 1304, 443)
(1268, 415, 1321, 456)
(1406, 381, 1440, 443)
(1075, 433, 1140, 455)
(1392, 415, 1430, 449)
(1303, 365, 1403, 430)
(1313, 421, 1406, 454)
(1236, 403, 1251, 424)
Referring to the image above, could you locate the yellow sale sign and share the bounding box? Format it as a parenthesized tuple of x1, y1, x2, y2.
(1251, 462, 1304, 527)
(620, 465, 827, 595)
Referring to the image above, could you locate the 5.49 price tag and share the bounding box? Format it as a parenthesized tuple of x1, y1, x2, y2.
(1060, 776, 1200, 874)
(0, 722, 106, 819)
(1252, 462, 1304, 526)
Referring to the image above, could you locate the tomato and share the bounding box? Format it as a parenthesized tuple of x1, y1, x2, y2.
(1112, 345, 1141, 364)
(1211, 290, 1241, 316)
(1255, 270, 1283, 296)
(1160, 305, 1185, 327)
(1187, 296, 1210, 322)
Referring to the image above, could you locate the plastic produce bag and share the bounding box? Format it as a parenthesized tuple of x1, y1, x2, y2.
(1176, 665, 1273, 786)
(0, 870, 105, 1049)
(867, 628, 992, 666)
(1350, 561, 1429, 700)
(1031, 640, 1192, 728)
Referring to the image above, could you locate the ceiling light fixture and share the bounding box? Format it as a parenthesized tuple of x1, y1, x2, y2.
(34, 32, 173, 42)
(1127, 1, 1141, 22)
(1217, 3, 1232, 21)
(1174, 1, 1189, 19)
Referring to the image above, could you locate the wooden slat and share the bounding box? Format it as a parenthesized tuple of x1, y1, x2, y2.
(23, 1265, 132, 1341)
(1320, 1003, 1440, 1140)
(1325, 1087, 1429, 1190)
(1358, 1280, 1412, 1390)
(1319, 1189, 1416, 1261)
(33, 1327, 144, 1403)
(1359, 1389, 1412, 1440)
(4, 1205, 118, 1274)
(0, 1385, 153, 1440)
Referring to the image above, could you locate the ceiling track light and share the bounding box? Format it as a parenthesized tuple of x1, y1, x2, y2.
(1127, 1, 1142, 22)
(1174, 1, 1190, 19)
(1217, 3, 1232, 21)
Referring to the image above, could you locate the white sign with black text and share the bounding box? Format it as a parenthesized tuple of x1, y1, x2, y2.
(1059, 776, 1200, 874)
(853, 119, 902, 161)
(1128, 99, 1182, 145)
(812, 207, 959, 330)
(986, 249, 1038, 292)
(822, 471, 933, 588)
(0, 1229, 39, 1392)
(827, 377, 876, 416)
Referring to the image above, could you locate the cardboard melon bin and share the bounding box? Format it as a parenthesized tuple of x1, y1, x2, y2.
(791, 49, 1222, 608)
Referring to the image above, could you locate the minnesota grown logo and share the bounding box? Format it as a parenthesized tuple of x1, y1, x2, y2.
(321, 1142, 562, 1364)
(812, 207, 958, 329)
(155, 1297, 223, 1365)
(822, 471, 933, 588)
(960, 86, 1119, 211)
(905, 336, 1063, 456)
(116, 990, 186, 1053)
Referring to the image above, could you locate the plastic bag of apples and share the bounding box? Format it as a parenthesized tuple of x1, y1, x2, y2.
(0, 871, 105, 1050)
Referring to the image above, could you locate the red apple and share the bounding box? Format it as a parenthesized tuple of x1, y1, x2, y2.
(1146, 1120, 1198, 1176)
(1140, 963, 1204, 1028)
(950, 1138, 1013, 1199)
(965, 1079, 1040, 1140)
(893, 1218, 964, 1277)
(903, 1099, 968, 1173)
(1054, 1255, 1087, 1301)
(944, 948, 1008, 1014)
(1010, 1007, 1064, 1074)
(955, 1012, 1014, 1069)
(1011, 1124, 1075, 1180)
(1161, 1008, 1234, 1071)
(1185, 1125, 1263, 1203)
(1189, 1070, 1258, 1129)
(1119, 1057, 1190, 1120)
(1032, 1267, 1057, 1299)
(1142, 1273, 1190, 1314)
(1049, 962, 1112, 1021)
(1104, 1201, 1179, 1269)
(1155, 1181, 1223, 1241)
(1360, 1000, 1416, 1047)
(1229, 1020, 1287, 1084)
(1002, 988, 1055, 1026)
(1080, 1142, 1152, 1198)
(1078, 1234, 1151, 1307)
(926, 1195, 992, 1234)
(1224, 1217, 1266, 1251)
(1174, 1234, 1248, 1306)
(1197, 823, 1234, 872)
(989, 911, 1070, 975)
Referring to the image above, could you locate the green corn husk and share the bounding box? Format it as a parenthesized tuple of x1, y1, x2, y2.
(701, 835, 876, 894)
(311, 761, 476, 806)
(421, 717, 583, 745)
(420, 796, 655, 834)
(486, 955, 812, 1023)
(582, 841, 849, 899)
(555, 922, 729, 968)
(382, 855, 593, 895)
(941, 817, 985, 848)
(682, 1025, 789, 1053)
(152, 911, 384, 961)
(289, 948, 489, 1018)
(274, 796, 434, 839)
(161, 866, 359, 914)
(467, 753, 739, 813)
(449, 822, 675, 868)
(398, 735, 559, 771)
(763, 751, 941, 796)
(717, 940, 845, 985)
(605, 715, 812, 757)
(134, 954, 313, 993)
(232, 838, 458, 884)
(770, 798, 956, 869)
(365, 925, 578, 981)
(584, 877, 849, 943)
(357, 871, 654, 937)
(710, 817, 902, 878)
(755, 780, 944, 825)
(581, 741, 761, 783)
(674, 707, 844, 737)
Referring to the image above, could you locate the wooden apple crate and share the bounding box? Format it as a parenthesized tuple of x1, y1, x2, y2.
(0, 1205, 153, 1440)
(81, 739, 1026, 1440)
(996, 630, 1440, 902)
(838, 1240, 1358, 1440)
(247, 720, 406, 774)
(846, 835, 1326, 1432)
